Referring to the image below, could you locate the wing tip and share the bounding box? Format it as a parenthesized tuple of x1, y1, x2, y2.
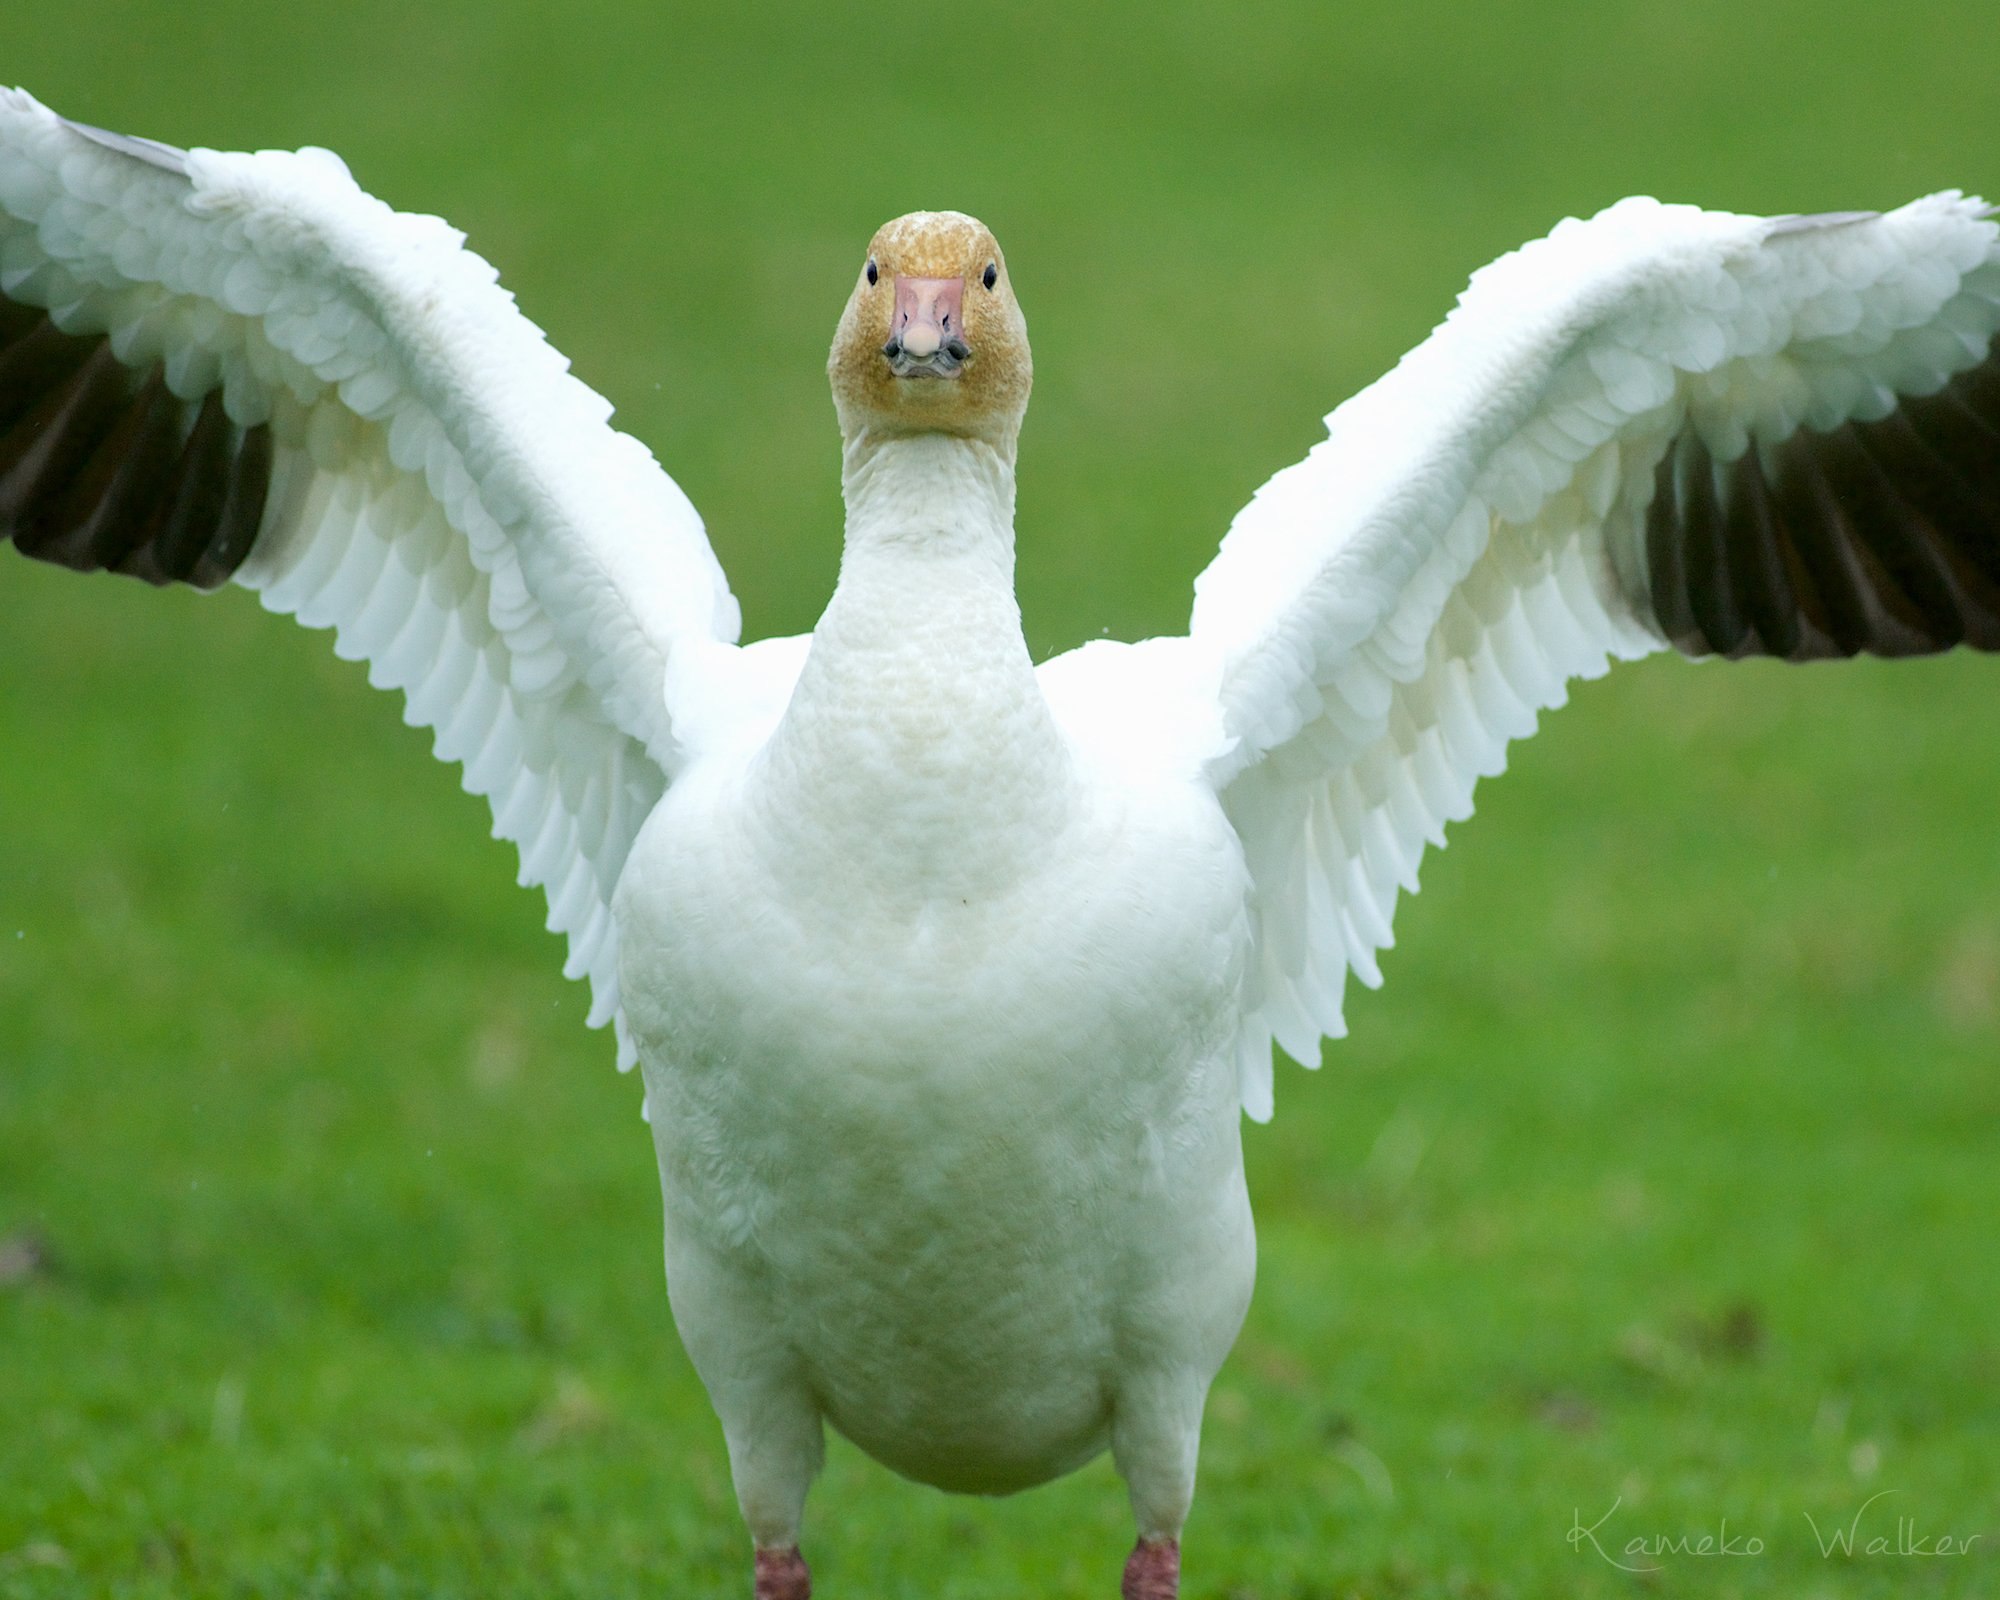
(55, 113, 190, 175)
(1766, 209, 1881, 237)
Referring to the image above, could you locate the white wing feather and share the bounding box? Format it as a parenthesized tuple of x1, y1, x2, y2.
(0, 88, 745, 1072)
(1184, 193, 2000, 1119)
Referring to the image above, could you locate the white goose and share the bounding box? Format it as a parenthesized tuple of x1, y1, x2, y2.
(5, 87, 1999, 1600)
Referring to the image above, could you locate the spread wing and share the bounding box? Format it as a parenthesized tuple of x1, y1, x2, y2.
(0, 88, 744, 1074)
(1183, 193, 2000, 1119)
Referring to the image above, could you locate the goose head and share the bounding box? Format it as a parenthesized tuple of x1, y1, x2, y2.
(828, 210, 1031, 454)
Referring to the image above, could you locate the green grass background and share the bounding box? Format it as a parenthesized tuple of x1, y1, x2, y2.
(3, 2, 1999, 1595)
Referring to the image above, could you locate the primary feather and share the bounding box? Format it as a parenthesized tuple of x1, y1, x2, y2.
(1181, 194, 2000, 1117)
(0, 87, 744, 1072)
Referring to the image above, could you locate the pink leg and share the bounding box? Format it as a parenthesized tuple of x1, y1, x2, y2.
(1121, 1537, 1179, 1600)
(755, 1546, 810, 1600)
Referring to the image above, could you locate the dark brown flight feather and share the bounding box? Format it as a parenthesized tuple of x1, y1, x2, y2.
(1644, 342, 2000, 661)
(0, 298, 271, 590)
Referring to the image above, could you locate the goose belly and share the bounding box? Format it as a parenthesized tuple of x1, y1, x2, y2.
(616, 766, 1251, 1492)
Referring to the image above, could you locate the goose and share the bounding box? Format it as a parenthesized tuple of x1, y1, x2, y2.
(4, 86, 1999, 1600)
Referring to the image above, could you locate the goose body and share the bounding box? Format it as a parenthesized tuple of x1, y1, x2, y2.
(5, 87, 2000, 1598)
(624, 432, 1252, 1509)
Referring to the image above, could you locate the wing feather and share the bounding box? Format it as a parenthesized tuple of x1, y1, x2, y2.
(1180, 193, 2000, 1116)
(0, 88, 746, 1077)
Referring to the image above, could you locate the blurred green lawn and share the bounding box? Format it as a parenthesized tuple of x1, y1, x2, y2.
(3, 2, 1999, 1596)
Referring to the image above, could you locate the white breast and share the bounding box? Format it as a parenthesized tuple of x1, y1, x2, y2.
(615, 679, 1252, 1491)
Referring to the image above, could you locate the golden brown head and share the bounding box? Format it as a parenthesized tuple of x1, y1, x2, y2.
(827, 211, 1031, 453)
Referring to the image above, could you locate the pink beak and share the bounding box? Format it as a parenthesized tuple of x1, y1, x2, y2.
(886, 274, 968, 368)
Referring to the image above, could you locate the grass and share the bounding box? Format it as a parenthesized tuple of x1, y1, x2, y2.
(3, 0, 1999, 1595)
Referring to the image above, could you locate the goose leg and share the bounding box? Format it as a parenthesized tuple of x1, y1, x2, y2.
(1110, 1374, 1205, 1600)
(1121, 1537, 1180, 1600)
(656, 1225, 824, 1600)
(754, 1545, 811, 1600)
(713, 1364, 821, 1599)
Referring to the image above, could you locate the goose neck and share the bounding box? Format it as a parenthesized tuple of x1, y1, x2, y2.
(837, 430, 1017, 578)
(747, 429, 1072, 904)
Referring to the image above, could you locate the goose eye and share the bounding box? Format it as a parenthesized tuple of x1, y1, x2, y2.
(981, 262, 998, 291)
(865, 259, 878, 286)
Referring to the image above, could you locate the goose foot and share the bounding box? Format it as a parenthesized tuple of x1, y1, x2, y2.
(1121, 1537, 1179, 1600)
(755, 1546, 810, 1600)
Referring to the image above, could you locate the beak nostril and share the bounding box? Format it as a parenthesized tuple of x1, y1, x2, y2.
(879, 272, 973, 374)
